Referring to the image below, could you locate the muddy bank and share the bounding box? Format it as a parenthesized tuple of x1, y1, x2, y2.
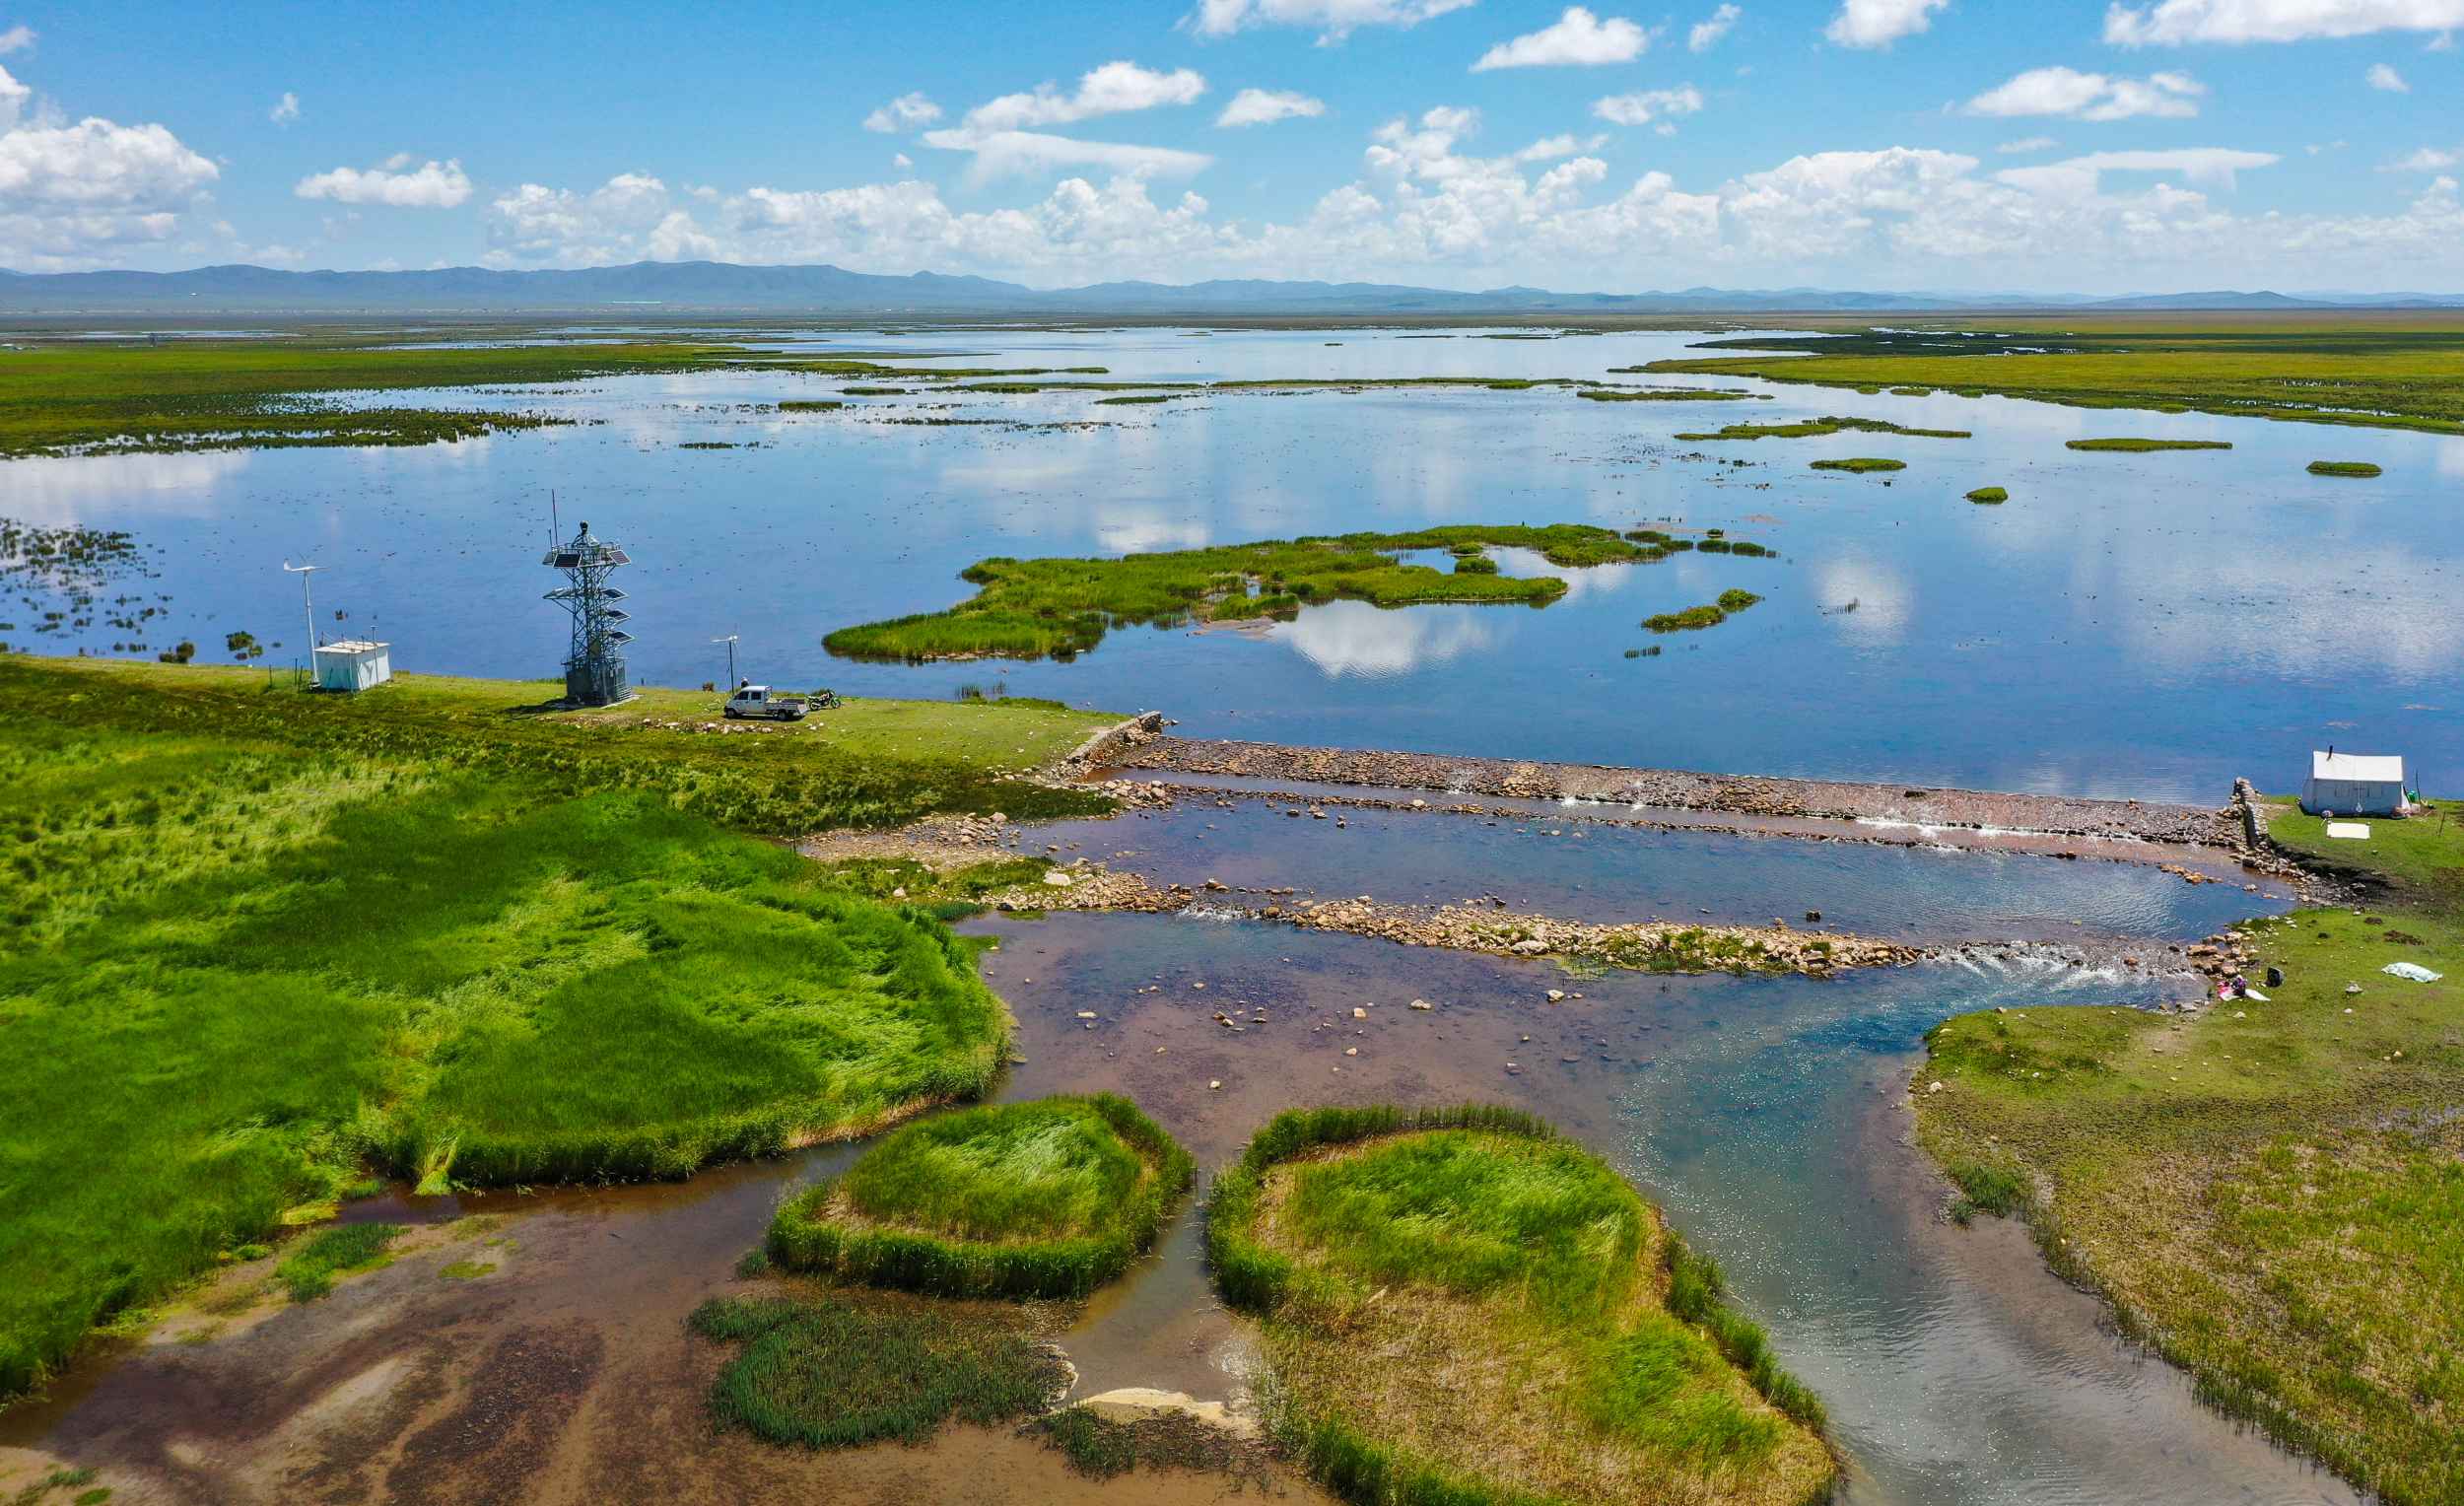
(1110, 737, 2242, 847)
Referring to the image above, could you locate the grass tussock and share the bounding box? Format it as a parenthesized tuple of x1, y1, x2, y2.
(0, 655, 1085, 1402)
(2306, 460, 2381, 477)
(1033, 1406, 1270, 1482)
(768, 1094, 1195, 1300)
(1911, 797, 2464, 1505)
(1208, 1104, 1834, 1506)
(274, 1222, 403, 1301)
(1965, 486, 2009, 504)
(689, 1295, 1065, 1449)
(2066, 438, 2232, 452)
(823, 525, 1674, 663)
(1808, 456, 1905, 473)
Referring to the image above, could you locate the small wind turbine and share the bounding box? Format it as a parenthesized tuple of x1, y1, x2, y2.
(283, 561, 322, 664)
(712, 634, 739, 688)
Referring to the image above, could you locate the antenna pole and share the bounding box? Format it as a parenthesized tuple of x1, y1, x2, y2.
(283, 561, 322, 674)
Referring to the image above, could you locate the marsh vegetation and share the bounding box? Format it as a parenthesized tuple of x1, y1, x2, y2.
(1208, 1104, 1834, 1505)
(2306, 460, 2381, 477)
(2066, 438, 2232, 453)
(1808, 457, 1904, 473)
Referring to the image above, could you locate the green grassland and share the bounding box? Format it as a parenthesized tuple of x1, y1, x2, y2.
(1912, 797, 2463, 1506)
(822, 524, 1684, 662)
(1649, 322, 2464, 436)
(1208, 1105, 1833, 1506)
(768, 1094, 1195, 1300)
(0, 654, 1117, 1402)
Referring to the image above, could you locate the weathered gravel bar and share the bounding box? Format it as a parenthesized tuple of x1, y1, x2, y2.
(1110, 737, 2240, 847)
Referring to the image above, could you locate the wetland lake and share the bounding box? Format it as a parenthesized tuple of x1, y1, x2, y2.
(1, 323, 2441, 1504)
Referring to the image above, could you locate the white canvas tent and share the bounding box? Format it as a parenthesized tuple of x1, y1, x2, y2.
(313, 639, 392, 692)
(2302, 751, 2407, 816)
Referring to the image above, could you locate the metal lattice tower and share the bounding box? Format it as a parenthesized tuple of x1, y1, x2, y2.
(541, 519, 634, 705)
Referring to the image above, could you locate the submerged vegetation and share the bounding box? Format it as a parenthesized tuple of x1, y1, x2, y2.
(1208, 1104, 1834, 1506)
(0, 655, 1117, 1401)
(768, 1094, 1194, 1300)
(689, 1295, 1065, 1449)
(1674, 415, 1969, 442)
(2306, 459, 2381, 477)
(1914, 797, 2464, 1505)
(1650, 321, 2464, 436)
(823, 524, 1681, 662)
(1809, 456, 1905, 473)
(2066, 437, 2232, 453)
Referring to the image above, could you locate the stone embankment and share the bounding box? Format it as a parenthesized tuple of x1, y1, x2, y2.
(989, 863, 1922, 977)
(1111, 737, 2241, 847)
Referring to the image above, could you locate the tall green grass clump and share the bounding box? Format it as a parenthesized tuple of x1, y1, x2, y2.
(689, 1296, 1064, 1449)
(821, 524, 1672, 663)
(2306, 460, 2381, 477)
(769, 1095, 1194, 1300)
(1208, 1104, 1834, 1506)
(274, 1222, 404, 1301)
(1966, 486, 2009, 504)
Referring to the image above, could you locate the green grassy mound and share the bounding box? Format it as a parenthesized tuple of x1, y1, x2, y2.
(690, 1295, 1065, 1449)
(770, 1095, 1194, 1300)
(2306, 460, 2382, 477)
(1965, 486, 2009, 504)
(1912, 797, 2464, 1505)
(822, 525, 1677, 663)
(1208, 1105, 1834, 1506)
(0, 655, 1073, 1401)
(1809, 457, 1904, 472)
(1576, 387, 1757, 402)
(1675, 416, 1968, 442)
(2065, 438, 2232, 452)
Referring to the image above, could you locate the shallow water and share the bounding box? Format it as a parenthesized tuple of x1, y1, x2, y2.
(10, 325, 2458, 800)
(982, 912, 2357, 1506)
(1031, 797, 2292, 942)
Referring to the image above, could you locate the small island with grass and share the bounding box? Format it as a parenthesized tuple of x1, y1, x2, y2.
(1966, 486, 2008, 504)
(1208, 1104, 1834, 1506)
(2066, 438, 2232, 452)
(1646, 588, 1764, 634)
(2306, 460, 2381, 478)
(1810, 456, 1905, 473)
(1676, 415, 1969, 443)
(823, 524, 1685, 662)
(768, 1094, 1194, 1300)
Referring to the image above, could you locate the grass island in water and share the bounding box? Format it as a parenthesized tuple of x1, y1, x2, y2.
(823, 523, 1750, 663)
(1208, 1104, 1835, 1506)
(768, 1094, 1194, 1300)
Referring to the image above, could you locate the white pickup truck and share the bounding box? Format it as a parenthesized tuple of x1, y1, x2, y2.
(723, 683, 810, 720)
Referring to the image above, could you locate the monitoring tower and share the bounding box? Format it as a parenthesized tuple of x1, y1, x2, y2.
(542, 519, 633, 705)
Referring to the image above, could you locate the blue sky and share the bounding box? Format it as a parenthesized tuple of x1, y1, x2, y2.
(4, 0, 2460, 292)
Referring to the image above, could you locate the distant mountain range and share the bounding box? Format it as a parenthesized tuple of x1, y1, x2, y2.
(3, 261, 2459, 315)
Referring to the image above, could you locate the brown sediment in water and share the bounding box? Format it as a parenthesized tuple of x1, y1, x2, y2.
(1111, 736, 2243, 847)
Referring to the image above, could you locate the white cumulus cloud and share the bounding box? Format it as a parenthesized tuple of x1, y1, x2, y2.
(295, 158, 472, 208)
(2105, 0, 2464, 43)
(1998, 135, 2060, 153)
(269, 91, 300, 125)
(1217, 87, 1327, 126)
(966, 61, 1205, 130)
(1965, 66, 2205, 120)
(0, 90, 220, 269)
(1472, 7, 1649, 69)
(2366, 61, 2410, 88)
(862, 93, 941, 133)
(1592, 86, 1705, 125)
(1826, 0, 1950, 47)
(1689, 3, 1742, 49)
(1189, 0, 1478, 41)
(2381, 145, 2458, 170)
(0, 24, 35, 53)
(923, 127, 1214, 183)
